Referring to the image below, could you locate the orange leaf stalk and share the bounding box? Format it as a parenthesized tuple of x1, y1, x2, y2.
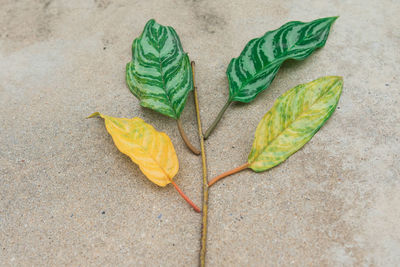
(208, 163, 250, 187)
(171, 180, 201, 213)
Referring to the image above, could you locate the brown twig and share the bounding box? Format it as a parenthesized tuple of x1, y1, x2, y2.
(176, 118, 200, 155)
(192, 61, 209, 267)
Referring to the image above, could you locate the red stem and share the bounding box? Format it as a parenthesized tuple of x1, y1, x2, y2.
(208, 163, 250, 187)
(171, 180, 201, 213)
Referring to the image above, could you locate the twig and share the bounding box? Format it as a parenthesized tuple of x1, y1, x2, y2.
(192, 61, 209, 267)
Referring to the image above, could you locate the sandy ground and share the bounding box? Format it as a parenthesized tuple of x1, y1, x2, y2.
(1, 0, 399, 266)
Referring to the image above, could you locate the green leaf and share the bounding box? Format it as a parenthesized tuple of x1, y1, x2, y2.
(227, 17, 338, 103)
(248, 76, 343, 172)
(204, 17, 338, 139)
(126, 19, 193, 119)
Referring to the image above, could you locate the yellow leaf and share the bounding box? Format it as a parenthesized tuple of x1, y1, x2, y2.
(88, 112, 178, 187)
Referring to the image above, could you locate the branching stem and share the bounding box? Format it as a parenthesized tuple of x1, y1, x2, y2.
(192, 61, 209, 267)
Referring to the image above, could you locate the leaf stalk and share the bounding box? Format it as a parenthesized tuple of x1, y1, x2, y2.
(208, 162, 250, 187)
(171, 180, 201, 213)
(203, 99, 232, 139)
(176, 118, 200, 155)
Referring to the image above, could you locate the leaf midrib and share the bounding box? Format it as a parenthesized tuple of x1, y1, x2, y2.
(125, 128, 173, 182)
(105, 118, 173, 183)
(154, 26, 177, 118)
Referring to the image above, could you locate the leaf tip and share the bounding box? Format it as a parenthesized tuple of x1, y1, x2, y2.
(325, 16, 339, 22)
(333, 76, 344, 84)
(323, 75, 343, 82)
(320, 16, 339, 25)
(87, 112, 101, 119)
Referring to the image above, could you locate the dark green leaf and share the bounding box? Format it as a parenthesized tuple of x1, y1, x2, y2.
(126, 19, 193, 119)
(227, 17, 338, 103)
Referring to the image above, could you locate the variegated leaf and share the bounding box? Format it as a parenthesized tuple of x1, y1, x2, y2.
(204, 17, 338, 139)
(227, 17, 337, 103)
(248, 76, 343, 171)
(208, 76, 343, 187)
(88, 112, 178, 187)
(126, 19, 193, 119)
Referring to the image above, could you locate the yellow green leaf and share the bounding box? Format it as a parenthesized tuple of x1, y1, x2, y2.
(248, 76, 343, 171)
(88, 112, 178, 187)
(208, 76, 343, 187)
